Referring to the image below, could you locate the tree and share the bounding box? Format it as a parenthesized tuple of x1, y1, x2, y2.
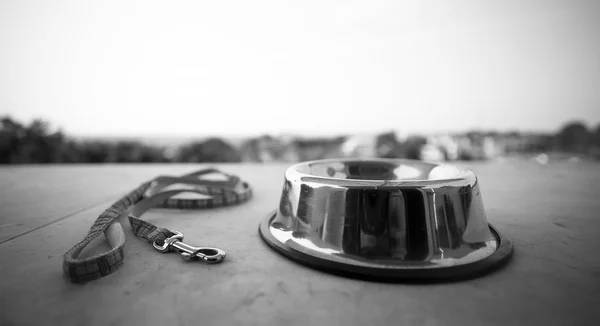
(0, 117, 25, 163)
(556, 121, 590, 153)
(375, 132, 401, 158)
(111, 141, 168, 163)
(0, 116, 69, 163)
(176, 138, 241, 162)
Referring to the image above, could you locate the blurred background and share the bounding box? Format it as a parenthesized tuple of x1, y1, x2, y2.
(1, 0, 599, 164)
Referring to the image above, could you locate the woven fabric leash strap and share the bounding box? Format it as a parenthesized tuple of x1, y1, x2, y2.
(63, 168, 252, 283)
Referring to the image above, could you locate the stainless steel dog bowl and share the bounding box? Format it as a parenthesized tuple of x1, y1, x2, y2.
(259, 158, 513, 281)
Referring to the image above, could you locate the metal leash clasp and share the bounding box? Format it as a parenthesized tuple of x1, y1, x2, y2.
(152, 230, 226, 263)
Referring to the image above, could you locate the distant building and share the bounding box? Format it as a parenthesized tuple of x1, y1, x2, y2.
(342, 134, 377, 157)
(240, 136, 299, 162)
(293, 137, 347, 161)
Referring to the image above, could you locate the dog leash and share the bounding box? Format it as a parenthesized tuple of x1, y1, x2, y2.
(63, 168, 252, 283)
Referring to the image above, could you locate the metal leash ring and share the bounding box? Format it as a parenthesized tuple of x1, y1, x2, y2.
(152, 229, 226, 263)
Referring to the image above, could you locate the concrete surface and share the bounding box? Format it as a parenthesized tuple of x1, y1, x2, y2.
(0, 161, 599, 326)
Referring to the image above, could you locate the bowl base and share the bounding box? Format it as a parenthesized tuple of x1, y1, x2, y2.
(259, 210, 513, 282)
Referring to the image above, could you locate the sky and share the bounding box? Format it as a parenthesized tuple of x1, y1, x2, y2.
(1, 0, 599, 137)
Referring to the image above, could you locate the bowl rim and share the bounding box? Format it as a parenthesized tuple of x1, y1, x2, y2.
(286, 158, 476, 188)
